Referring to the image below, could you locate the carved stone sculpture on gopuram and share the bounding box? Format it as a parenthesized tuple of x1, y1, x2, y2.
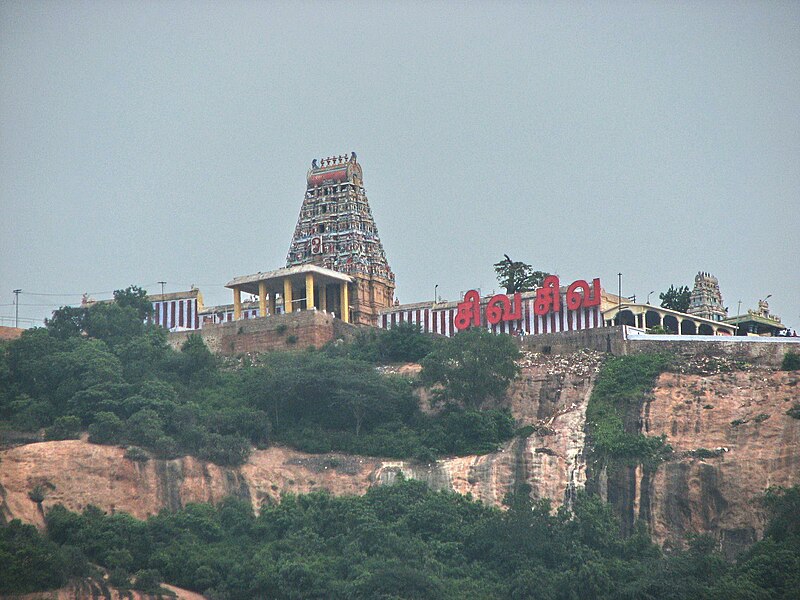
(286, 153, 395, 325)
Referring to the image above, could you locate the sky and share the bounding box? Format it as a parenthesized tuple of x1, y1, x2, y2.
(1, 1, 798, 330)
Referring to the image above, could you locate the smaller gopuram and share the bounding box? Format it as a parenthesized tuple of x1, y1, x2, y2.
(688, 271, 728, 322)
(285, 153, 395, 325)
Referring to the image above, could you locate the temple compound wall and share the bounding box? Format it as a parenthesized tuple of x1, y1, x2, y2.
(167, 310, 358, 356)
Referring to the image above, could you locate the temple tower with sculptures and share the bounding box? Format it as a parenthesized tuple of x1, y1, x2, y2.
(688, 271, 728, 322)
(285, 153, 395, 325)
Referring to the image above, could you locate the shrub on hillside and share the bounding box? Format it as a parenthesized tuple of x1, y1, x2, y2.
(421, 328, 519, 408)
(88, 412, 124, 445)
(586, 354, 673, 467)
(44, 415, 82, 441)
(781, 351, 800, 371)
(325, 322, 434, 364)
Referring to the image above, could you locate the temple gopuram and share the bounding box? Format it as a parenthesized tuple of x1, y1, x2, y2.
(285, 153, 395, 325)
(209, 153, 395, 328)
(687, 271, 728, 322)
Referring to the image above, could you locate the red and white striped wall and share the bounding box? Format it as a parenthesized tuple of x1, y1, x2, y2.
(150, 297, 260, 331)
(152, 298, 200, 331)
(377, 292, 603, 337)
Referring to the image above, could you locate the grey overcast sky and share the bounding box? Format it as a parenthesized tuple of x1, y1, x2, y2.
(1, 1, 799, 329)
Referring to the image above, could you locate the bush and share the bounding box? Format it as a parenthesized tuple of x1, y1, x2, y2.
(88, 412, 125, 444)
(133, 568, 162, 592)
(0, 520, 72, 594)
(8, 395, 52, 431)
(152, 436, 180, 459)
(44, 415, 82, 441)
(126, 409, 165, 447)
(28, 485, 46, 504)
(108, 567, 131, 589)
(688, 448, 724, 459)
(378, 322, 434, 363)
(515, 424, 536, 438)
(124, 446, 150, 462)
(197, 433, 251, 466)
(586, 354, 673, 467)
(14, 484, 800, 598)
(781, 351, 800, 371)
(421, 328, 519, 408)
(786, 404, 800, 419)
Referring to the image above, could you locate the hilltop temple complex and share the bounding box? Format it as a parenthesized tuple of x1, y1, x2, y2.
(128, 153, 796, 352)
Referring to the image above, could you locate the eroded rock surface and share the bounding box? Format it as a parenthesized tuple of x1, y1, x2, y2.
(642, 368, 800, 554)
(11, 581, 204, 600)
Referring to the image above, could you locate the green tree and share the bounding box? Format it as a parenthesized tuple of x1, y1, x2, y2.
(45, 286, 152, 344)
(659, 285, 691, 312)
(45, 306, 89, 340)
(421, 328, 519, 409)
(175, 334, 217, 385)
(494, 255, 550, 294)
(83, 303, 147, 349)
(0, 519, 70, 594)
(113, 285, 154, 321)
(88, 411, 125, 444)
(377, 322, 433, 363)
(51, 339, 124, 406)
(45, 415, 82, 441)
(126, 409, 165, 447)
(7, 328, 64, 399)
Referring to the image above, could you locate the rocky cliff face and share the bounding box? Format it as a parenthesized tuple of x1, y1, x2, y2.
(642, 368, 799, 555)
(12, 581, 204, 600)
(1, 351, 797, 559)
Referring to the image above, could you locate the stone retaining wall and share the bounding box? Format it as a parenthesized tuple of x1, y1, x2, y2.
(168, 310, 359, 355)
(519, 325, 798, 368)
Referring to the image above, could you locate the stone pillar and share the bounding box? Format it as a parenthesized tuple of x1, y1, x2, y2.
(283, 278, 293, 314)
(233, 287, 242, 321)
(340, 283, 350, 323)
(268, 293, 276, 316)
(319, 284, 327, 311)
(305, 273, 315, 310)
(258, 281, 267, 317)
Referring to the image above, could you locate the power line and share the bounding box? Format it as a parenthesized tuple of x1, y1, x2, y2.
(19, 302, 84, 307)
(17, 282, 229, 298)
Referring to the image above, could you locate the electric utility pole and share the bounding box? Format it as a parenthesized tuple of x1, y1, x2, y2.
(12, 289, 21, 328)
